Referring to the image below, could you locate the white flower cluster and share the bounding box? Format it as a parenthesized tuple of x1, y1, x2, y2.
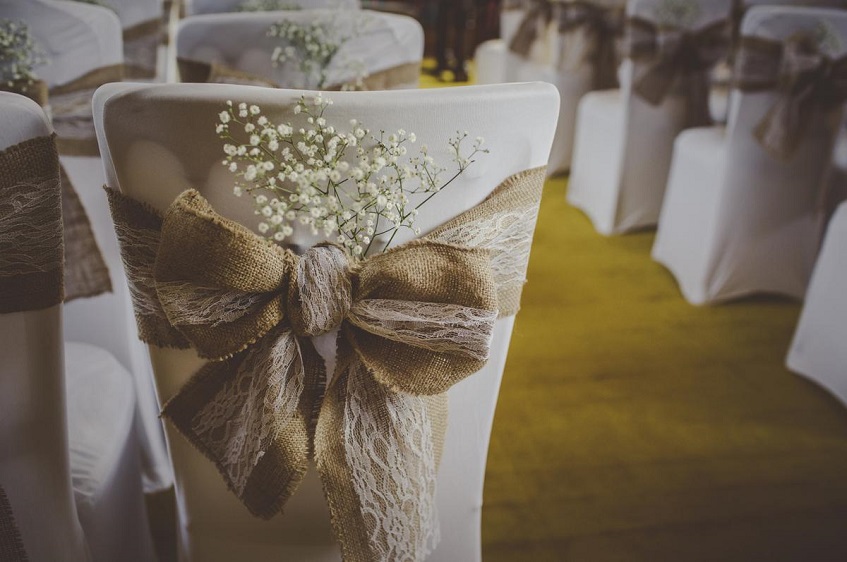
(239, 0, 301, 12)
(217, 94, 488, 259)
(0, 20, 47, 88)
(267, 12, 369, 90)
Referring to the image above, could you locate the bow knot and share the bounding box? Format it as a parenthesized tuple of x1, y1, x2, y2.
(287, 244, 352, 337)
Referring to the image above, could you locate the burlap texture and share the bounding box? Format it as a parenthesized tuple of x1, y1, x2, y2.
(123, 18, 162, 79)
(107, 166, 543, 561)
(177, 57, 420, 90)
(0, 135, 63, 314)
(734, 34, 847, 160)
(0, 487, 29, 562)
(60, 164, 112, 301)
(625, 17, 730, 128)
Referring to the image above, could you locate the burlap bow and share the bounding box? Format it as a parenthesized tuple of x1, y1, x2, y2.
(106, 166, 546, 561)
(626, 17, 730, 127)
(509, 0, 556, 57)
(0, 487, 28, 562)
(735, 33, 847, 160)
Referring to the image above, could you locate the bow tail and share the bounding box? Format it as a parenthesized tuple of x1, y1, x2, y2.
(593, 28, 620, 90)
(509, 4, 549, 58)
(316, 339, 448, 562)
(633, 59, 678, 106)
(754, 94, 815, 161)
(162, 327, 316, 518)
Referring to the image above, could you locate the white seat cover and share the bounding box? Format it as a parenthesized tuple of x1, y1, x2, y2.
(652, 6, 847, 304)
(176, 10, 423, 89)
(94, 81, 559, 562)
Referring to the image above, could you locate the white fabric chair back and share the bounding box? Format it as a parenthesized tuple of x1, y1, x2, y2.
(94, 81, 559, 562)
(712, 6, 847, 295)
(0, 0, 122, 88)
(176, 10, 423, 89)
(0, 93, 90, 562)
(186, 0, 359, 16)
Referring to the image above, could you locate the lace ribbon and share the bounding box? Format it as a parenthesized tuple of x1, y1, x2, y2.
(734, 33, 847, 160)
(509, 0, 624, 89)
(176, 57, 421, 90)
(624, 16, 730, 127)
(0, 486, 29, 562)
(107, 166, 545, 562)
(50, 64, 124, 157)
(0, 135, 63, 314)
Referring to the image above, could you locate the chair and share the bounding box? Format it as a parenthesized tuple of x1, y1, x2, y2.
(107, 0, 166, 80)
(184, 0, 360, 16)
(787, 201, 847, 406)
(480, 0, 626, 175)
(2, 0, 176, 493)
(176, 10, 423, 90)
(652, 6, 847, 304)
(94, 81, 559, 561)
(475, 0, 538, 85)
(567, 0, 733, 235)
(0, 92, 155, 562)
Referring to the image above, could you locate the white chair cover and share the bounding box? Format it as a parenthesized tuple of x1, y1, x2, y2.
(474, 4, 536, 86)
(94, 81, 559, 562)
(509, 0, 627, 175)
(185, 0, 360, 16)
(787, 201, 847, 405)
(567, 0, 733, 235)
(176, 10, 423, 89)
(652, 6, 847, 304)
(0, 92, 90, 562)
(0, 0, 121, 89)
(3, 0, 175, 492)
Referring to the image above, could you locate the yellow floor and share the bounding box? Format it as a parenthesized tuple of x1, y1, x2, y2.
(482, 175, 847, 561)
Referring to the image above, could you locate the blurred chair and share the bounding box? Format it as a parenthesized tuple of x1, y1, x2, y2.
(107, 0, 166, 80)
(652, 6, 847, 304)
(94, 81, 559, 562)
(787, 200, 847, 405)
(567, 0, 733, 235)
(1, 0, 176, 493)
(184, 0, 359, 16)
(0, 92, 154, 562)
(176, 9, 422, 89)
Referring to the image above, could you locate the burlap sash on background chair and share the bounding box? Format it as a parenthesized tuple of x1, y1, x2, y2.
(176, 57, 420, 90)
(124, 19, 163, 79)
(0, 132, 110, 305)
(0, 487, 28, 562)
(509, 0, 625, 88)
(625, 16, 730, 127)
(0, 135, 64, 313)
(50, 64, 124, 157)
(734, 33, 847, 160)
(106, 165, 545, 561)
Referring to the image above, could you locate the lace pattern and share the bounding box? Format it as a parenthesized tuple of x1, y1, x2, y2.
(0, 178, 62, 277)
(157, 281, 273, 328)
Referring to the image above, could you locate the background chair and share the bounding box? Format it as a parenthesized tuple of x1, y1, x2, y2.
(0, 92, 155, 562)
(787, 200, 847, 406)
(94, 81, 558, 562)
(567, 0, 734, 235)
(176, 9, 423, 90)
(1, 0, 175, 494)
(652, 6, 847, 304)
(184, 0, 360, 16)
(106, 0, 167, 80)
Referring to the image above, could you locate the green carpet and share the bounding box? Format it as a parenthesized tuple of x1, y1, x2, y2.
(481, 175, 847, 561)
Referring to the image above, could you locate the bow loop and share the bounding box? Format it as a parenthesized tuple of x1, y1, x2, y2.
(627, 17, 729, 118)
(345, 241, 498, 396)
(155, 189, 297, 360)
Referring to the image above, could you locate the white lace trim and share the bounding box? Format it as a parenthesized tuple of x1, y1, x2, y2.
(344, 359, 440, 562)
(112, 222, 169, 321)
(191, 329, 305, 495)
(0, 178, 62, 276)
(296, 245, 351, 336)
(156, 281, 272, 328)
(348, 299, 497, 361)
